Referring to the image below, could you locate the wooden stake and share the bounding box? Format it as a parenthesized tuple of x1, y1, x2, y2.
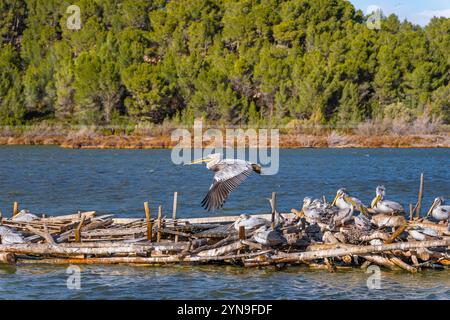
(157, 205, 162, 243)
(239, 226, 246, 240)
(416, 173, 424, 219)
(74, 215, 86, 243)
(173, 192, 178, 243)
(271, 192, 276, 230)
(409, 203, 413, 221)
(12, 202, 19, 216)
(144, 202, 152, 241)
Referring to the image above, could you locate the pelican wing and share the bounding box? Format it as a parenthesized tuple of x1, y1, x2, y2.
(202, 161, 253, 211)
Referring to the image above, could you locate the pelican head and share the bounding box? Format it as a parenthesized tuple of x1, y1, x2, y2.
(186, 153, 221, 165)
(303, 197, 313, 208)
(332, 188, 348, 206)
(426, 197, 444, 217)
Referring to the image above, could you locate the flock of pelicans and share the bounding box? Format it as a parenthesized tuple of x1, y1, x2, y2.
(229, 186, 449, 246)
(188, 153, 449, 246)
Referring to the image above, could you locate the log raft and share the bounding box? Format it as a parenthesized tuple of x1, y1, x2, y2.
(0, 206, 449, 273)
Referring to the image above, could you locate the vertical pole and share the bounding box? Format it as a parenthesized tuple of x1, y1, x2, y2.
(239, 226, 246, 240)
(416, 173, 424, 219)
(172, 192, 178, 243)
(74, 215, 86, 243)
(144, 202, 152, 241)
(271, 192, 276, 230)
(409, 203, 413, 221)
(157, 205, 162, 243)
(12, 202, 19, 217)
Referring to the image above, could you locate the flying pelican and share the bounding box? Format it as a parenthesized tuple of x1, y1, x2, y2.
(187, 153, 262, 211)
(426, 197, 449, 223)
(371, 185, 404, 214)
(332, 188, 369, 216)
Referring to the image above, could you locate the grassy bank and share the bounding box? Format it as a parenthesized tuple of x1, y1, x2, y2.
(0, 123, 448, 149)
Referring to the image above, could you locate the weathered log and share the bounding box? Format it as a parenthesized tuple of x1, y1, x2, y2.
(17, 250, 272, 265)
(267, 239, 450, 263)
(0, 243, 150, 256)
(26, 225, 55, 244)
(388, 254, 417, 273)
(359, 254, 400, 270)
(0, 252, 16, 265)
(197, 241, 246, 257)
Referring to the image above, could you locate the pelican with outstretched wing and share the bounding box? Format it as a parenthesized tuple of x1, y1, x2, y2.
(187, 153, 262, 211)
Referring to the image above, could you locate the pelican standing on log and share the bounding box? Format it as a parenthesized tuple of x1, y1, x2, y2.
(187, 153, 262, 211)
(371, 185, 404, 214)
(332, 188, 369, 216)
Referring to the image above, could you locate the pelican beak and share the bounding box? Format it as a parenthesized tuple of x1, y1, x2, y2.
(331, 194, 339, 206)
(297, 209, 305, 218)
(344, 196, 356, 207)
(426, 201, 437, 217)
(186, 157, 209, 165)
(372, 195, 381, 208)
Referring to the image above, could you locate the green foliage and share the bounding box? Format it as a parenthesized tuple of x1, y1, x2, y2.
(0, 0, 449, 126)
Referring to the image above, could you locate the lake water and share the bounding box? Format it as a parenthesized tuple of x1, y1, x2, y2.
(0, 146, 449, 299)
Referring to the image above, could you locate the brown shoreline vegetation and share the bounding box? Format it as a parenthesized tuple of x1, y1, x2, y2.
(0, 129, 448, 149)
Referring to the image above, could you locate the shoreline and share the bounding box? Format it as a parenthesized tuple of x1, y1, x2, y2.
(0, 132, 449, 149)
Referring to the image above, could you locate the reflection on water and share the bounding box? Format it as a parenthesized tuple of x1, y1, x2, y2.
(0, 146, 449, 299)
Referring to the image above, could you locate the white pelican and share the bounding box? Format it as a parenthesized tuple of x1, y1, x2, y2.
(354, 213, 372, 231)
(408, 226, 440, 241)
(299, 197, 322, 223)
(332, 188, 369, 216)
(12, 210, 39, 222)
(371, 185, 404, 214)
(0, 225, 25, 244)
(426, 197, 449, 223)
(187, 153, 261, 211)
(253, 225, 287, 246)
(329, 206, 354, 229)
(233, 214, 269, 231)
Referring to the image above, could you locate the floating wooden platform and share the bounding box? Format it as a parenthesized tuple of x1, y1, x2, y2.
(0, 206, 449, 272)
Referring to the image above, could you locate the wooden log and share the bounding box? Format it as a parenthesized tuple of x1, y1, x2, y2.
(113, 213, 297, 225)
(26, 225, 55, 244)
(267, 239, 450, 263)
(271, 192, 276, 230)
(74, 215, 86, 243)
(0, 252, 16, 265)
(0, 243, 152, 256)
(157, 205, 162, 243)
(388, 255, 417, 273)
(173, 192, 178, 243)
(359, 254, 400, 270)
(18, 250, 272, 265)
(144, 202, 152, 241)
(416, 173, 424, 219)
(385, 224, 407, 244)
(197, 241, 246, 257)
(12, 202, 18, 217)
(239, 226, 246, 240)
